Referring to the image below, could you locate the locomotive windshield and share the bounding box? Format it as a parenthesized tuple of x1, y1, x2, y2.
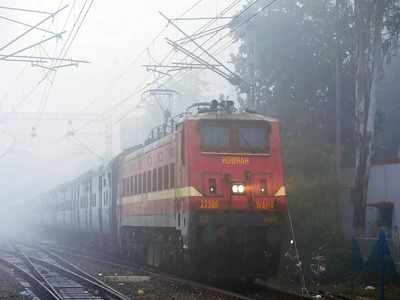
(238, 127, 268, 150)
(200, 121, 270, 153)
(201, 125, 230, 147)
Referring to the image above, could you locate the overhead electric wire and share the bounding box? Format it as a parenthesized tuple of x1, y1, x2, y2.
(0, 5, 68, 54)
(152, 0, 280, 94)
(10, 1, 81, 111)
(78, 0, 206, 114)
(73, 0, 210, 135)
(59, 0, 278, 159)
(138, 0, 247, 93)
(59, 0, 94, 61)
(35, 0, 94, 127)
(55, 0, 208, 149)
(0, 6, 53, 15)
(198, 0, 280, 56)
(108, 0, 244, 127)
(99, 0, 235, 117)
(0, 15, 57, 35)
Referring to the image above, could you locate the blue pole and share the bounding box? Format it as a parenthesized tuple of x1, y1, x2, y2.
(378, 229, 385, 300)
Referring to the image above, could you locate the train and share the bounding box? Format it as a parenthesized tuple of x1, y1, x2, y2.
(35, 100, 288, 281)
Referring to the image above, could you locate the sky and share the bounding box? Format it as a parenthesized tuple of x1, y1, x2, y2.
(0, 0, 242, 205)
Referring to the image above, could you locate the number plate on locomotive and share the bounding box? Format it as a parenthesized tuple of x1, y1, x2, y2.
(255, 199, 273, 209)
(199, 199, 219, 209)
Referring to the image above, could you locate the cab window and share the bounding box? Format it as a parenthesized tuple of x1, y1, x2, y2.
(201, 125, 229, 147)
(238, 127, 269, 151)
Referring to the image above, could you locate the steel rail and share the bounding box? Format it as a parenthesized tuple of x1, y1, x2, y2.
(44, 245, 255, 300)
(37, 246, 129, 300)
(10, 242, 63, 299)
(0, 256, 61, 300)
(28, 255, 129, 300)
(14, 241, 129, 300)
(45, 243, 336, 300)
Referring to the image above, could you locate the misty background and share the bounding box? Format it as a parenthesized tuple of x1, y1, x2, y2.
(0, 0, 238, 207)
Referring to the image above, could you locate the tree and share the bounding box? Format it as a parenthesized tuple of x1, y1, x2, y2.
(352, 0, 400, 232)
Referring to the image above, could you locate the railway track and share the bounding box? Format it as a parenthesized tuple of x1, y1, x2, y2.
(36, 241, 318, 300)
(0, 241, 129, 300)
(25, 241, 253, 300)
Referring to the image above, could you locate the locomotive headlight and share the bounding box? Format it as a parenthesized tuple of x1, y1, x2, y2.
(232, 184, 245, 194)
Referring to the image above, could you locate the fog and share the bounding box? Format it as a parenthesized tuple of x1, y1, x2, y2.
(0, 0, 238, 223)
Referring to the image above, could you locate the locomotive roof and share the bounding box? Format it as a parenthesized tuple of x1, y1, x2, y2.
(185, 111, 277, 122)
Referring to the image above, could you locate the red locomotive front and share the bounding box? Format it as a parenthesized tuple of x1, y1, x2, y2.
(181, 102, 287, 279)
(117, 100, 287, 280)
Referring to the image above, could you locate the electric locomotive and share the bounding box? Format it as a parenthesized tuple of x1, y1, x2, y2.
(118, 100, 287, 279)
(36, 100, 287, 281)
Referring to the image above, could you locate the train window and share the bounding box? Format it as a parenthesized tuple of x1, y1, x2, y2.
(164, 165, 169, 190)
(143, 172, 147, 194)
(201, 124, 229, 147)
(134, 175, 138, 195)
(138, 174, 143, 194)
(238, 127, 269, 152)
(125, 178, 129, 196)
(170, 163, 175, 188)
(127, 178, 131, 196)
(157, 167, 163, 191)
(147, 170, 152, 193)
(152, 169, 157, 192)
